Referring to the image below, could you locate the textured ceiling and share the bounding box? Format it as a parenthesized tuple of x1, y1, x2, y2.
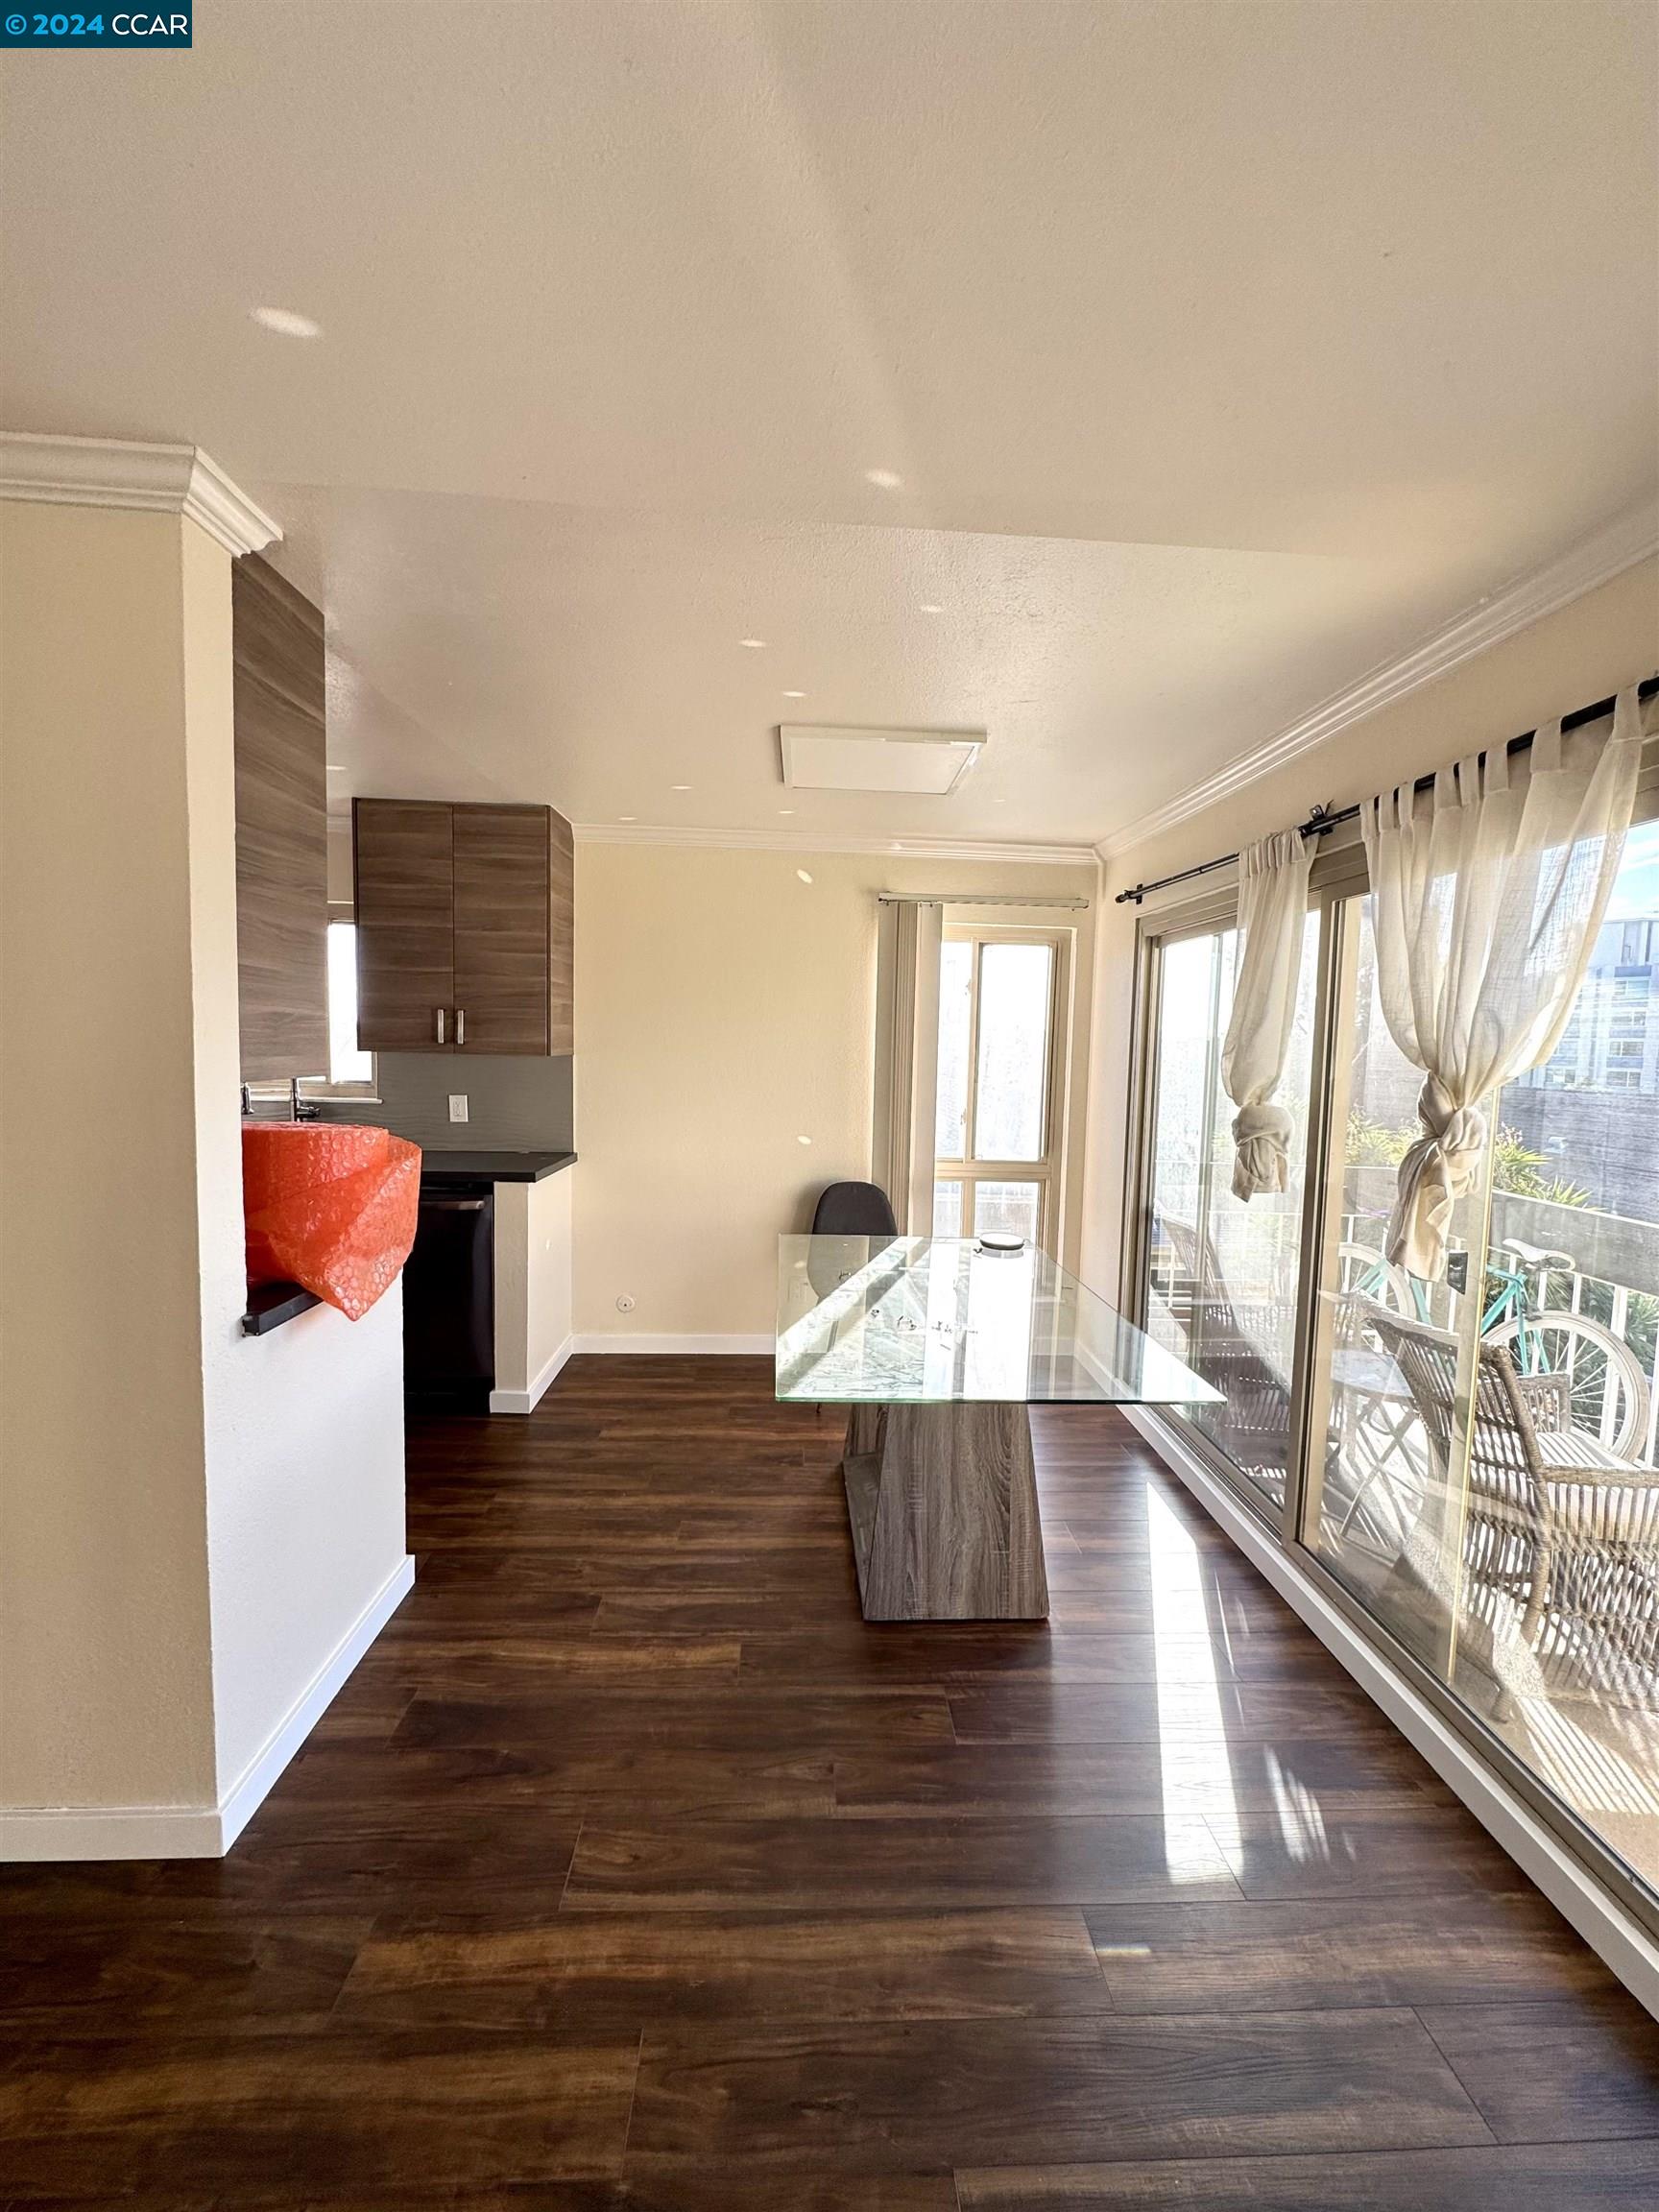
(3, 1, 1654, 845)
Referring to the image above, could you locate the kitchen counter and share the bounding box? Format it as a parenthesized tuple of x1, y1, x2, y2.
(418, 1149, 576, 1186)
(242, 1280, 324, 1334)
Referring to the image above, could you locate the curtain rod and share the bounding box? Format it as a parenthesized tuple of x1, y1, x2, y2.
(1113, 673, 1659, 907)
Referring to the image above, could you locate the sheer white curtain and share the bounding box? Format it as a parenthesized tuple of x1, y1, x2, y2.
(1220, 830, 1314, 1200)
(1361, 685, 1645, 1280)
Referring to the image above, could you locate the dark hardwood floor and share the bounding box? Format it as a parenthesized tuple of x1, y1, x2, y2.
(5, 1356, 1659, 2207)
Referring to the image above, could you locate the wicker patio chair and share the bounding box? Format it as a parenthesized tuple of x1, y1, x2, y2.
(1365, 1304, 1659, 1689)
(1159, 1214, 1295, 1493)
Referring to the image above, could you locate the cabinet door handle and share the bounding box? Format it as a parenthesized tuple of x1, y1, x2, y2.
(435, 1007, 446, 1045)
(456, 1007, 467, 1046)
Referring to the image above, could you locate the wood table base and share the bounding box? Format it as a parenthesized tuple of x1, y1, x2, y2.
(842, 1401, 1050, 1621)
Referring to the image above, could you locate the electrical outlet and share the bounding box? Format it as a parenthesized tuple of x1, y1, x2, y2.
(447, 1094, 469, 1123)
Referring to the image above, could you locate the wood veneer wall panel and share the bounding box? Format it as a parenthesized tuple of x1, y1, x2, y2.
(233, 554, 328, 1081)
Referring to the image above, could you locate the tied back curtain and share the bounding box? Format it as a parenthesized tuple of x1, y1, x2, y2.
(1361, 685, 1645, 1281)
(1220, 830, 1314, 1200)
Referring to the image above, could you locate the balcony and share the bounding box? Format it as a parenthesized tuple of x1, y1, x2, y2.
(1325, 1186, 1659, 1894)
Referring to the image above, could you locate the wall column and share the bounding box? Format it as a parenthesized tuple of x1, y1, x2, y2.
(0, 438, 410, 1858)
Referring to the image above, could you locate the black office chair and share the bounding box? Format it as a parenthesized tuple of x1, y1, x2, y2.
(810, 1180, 899, 1237)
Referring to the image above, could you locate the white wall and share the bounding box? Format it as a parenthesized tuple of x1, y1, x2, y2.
(180, 514, 409, 1811)
(572, 843, 1095, 1342)
(204, 1288, 408, 1818)
(1080, 555, 1659, 1301)
(493, 1168, 574, 1410)
(0, 493, 408, 1857)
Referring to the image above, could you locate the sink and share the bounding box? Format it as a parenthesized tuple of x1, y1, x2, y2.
(243, 1121, 421, 1321)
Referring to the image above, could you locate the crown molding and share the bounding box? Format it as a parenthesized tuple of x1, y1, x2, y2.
(1096, 502, 1659, 859)
(573, 821, 1097, 866)
(0, 432, 281, 557)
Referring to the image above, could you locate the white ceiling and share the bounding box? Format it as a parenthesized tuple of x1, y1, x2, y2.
(3, 2, 1655, 849)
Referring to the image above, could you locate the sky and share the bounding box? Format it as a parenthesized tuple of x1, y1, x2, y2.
(1608, 818, 1659, 922)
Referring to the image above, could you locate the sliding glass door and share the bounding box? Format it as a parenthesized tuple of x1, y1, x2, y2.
(1141, 913, 1317, 1515)
(1300, 890, 1492, 1684)
(1131, 803, 1659, 1921)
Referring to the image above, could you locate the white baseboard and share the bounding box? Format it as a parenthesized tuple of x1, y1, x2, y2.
(0, 1553, 416, 1863)
(490, 1333, 573, 1413)
(572, 1332, 774, 1355)
(215, 1552, 416, 1849)
(1121, 1405, 1659, 2022)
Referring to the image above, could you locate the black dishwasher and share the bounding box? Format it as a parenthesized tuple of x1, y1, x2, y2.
(402, 1180, 493, 1413)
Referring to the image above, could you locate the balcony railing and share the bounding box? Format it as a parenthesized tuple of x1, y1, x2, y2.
(1341, 1179, 1659, 1468)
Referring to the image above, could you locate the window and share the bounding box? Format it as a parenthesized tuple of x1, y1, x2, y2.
(324, 920, 374, 1090)
(933, 929, 1065, 1251)
(1129, 801, 1659, 1922)
(242, 917, 376, 1105)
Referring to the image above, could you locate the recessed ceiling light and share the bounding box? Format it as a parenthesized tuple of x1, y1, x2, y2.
(782, 689, 806, 700)
(618, 814, 637, 823)
(778, 807, 796, 816)
(739, 637, 766, 650)
(865, 469, 902, 491)
(670, 783, 690, 792)
(251, 305, 322, 339)
(797, 1134, 813, 1145)
(796, 869, 813, 884)
(920, 603, 944, 615)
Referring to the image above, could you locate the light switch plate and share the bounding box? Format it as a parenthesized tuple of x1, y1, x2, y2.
(448, 1094, 469, 1122)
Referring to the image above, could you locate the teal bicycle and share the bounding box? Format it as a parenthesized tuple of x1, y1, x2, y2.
(1337, 1234, 1650, 1460)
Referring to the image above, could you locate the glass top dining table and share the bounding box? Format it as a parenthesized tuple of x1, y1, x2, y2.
(776, 1235, 1221, 1407)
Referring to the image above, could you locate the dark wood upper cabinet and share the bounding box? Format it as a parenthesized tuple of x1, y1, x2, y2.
(353, 800, 456, 1051)
(452, 806, 551, 1053)
(234, 554, 327, 1082)
(353, 798, 573, 1056)
(546, 808, 575, 1056)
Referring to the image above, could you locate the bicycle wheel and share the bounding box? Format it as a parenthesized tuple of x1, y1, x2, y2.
(1484, 1310, 1651, 1461)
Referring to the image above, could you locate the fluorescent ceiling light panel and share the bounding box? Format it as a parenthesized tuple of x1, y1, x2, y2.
(780, 725, 985, 795)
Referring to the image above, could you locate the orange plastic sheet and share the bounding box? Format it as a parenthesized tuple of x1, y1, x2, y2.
(243, 1121, 421, 1321)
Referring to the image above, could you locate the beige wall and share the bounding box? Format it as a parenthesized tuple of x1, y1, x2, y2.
(1, 504, 221, 1810)
(0, 496, 407, 1845)
(1080, 555, 1659, 1301)
(573, 845, 1096, 1340)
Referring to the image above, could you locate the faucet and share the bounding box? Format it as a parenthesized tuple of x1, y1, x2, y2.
(239, 1079, 322, 1121)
